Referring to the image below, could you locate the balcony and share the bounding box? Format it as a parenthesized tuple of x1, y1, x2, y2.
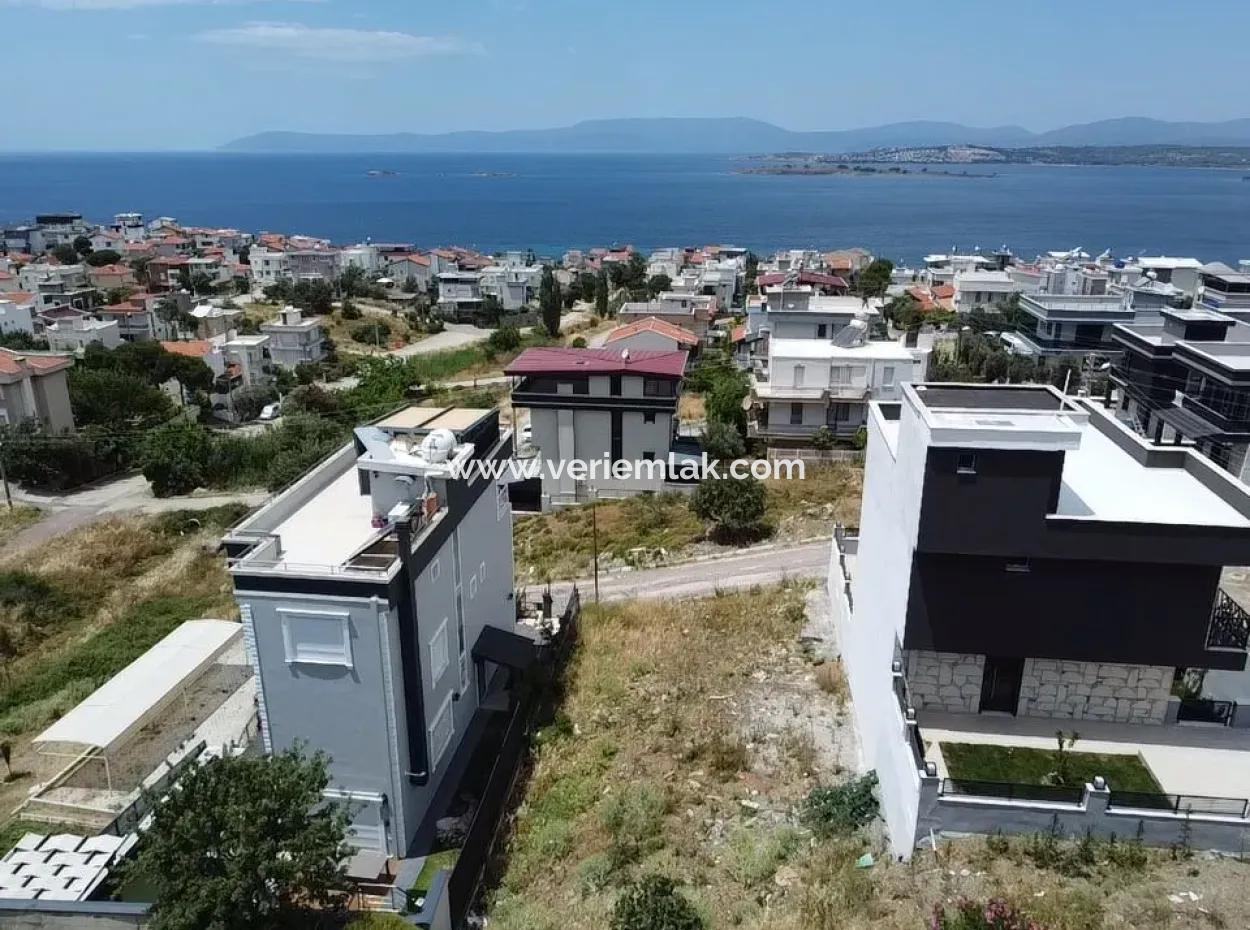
(1207, 589, 1250, 652)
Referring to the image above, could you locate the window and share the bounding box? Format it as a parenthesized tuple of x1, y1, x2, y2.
(480, 560, 487, 583)
(793, 364, 805, 388)
(610, 375, 622, 396)
(428, 694, 455, 768)
(643, 378, 674, 397)
(790, 403, 804, 426)
(572, 379, 589, 395)
(470, 574, 478, 599)
(957, 452, 977, 475)
(817, 324, 827, 338)
(496, 483, 509, 520)
(642, 451, 655, 461)
(281, 610, 352, 667)
(882, 365, 896, 387)
(429, 619, 450, 683)
(430, 558, 440, 581)
(1005, 558, 1031, 574)
(643, 412, 656, 424)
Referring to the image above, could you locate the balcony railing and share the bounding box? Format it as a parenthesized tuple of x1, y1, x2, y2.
(1207, 589, 1250, 652)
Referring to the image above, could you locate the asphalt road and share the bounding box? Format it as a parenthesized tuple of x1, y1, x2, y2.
(546, 538, 831, 605)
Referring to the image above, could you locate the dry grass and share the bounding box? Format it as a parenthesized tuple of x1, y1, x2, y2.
(0, 512, 238, 821)
(678, 393, 706, 424)
(513, 494, 704, 582)
(0, 506, 41, 546)
(815, 660, 849, 702)
(485, 582, 1250, 930)
(765, 463, 863, 540)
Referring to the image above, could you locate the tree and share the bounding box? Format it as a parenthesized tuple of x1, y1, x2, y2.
(539, 266, 562, 337)
(339, 299, 362, 321)
(156, 295, 197, 337)
(595, 269, 610, 317)
(292, 280, 335, 315)
(612, 875, 704, 930)
(284, 384, 342, 418)
(350, 319, 392, 347)
(856, 258, 894, 300)
(232, 384, 280, 422)
(73, 235, 94, 256)
(84, 249, 121, 267)
(189, 271, 216, 296)
(103, 286, 135, 305)
(647, 273, 672, 298)
(691, 474, 767, 542)
(745, 252, 760, 296)
(69, 368, 174, 429)
(480, 294, 504, 326)
(704, 369, 750, 435)
(140, 423, 212, 496)
(338, 264, 367, 298)
(702, 420, 745, 463)
(50, 243, 79, 265)
(124, 747, 350, 930)
(483, 324, 521, 359)
(811, 426, 836, 451)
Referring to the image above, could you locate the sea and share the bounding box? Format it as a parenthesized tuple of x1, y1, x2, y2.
(2, 153, 1248, 264)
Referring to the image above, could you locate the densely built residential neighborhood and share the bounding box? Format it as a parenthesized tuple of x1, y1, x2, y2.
(2, 206, 1250, 930)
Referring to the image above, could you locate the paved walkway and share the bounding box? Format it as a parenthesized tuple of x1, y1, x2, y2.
(919, 709, 1250, 799)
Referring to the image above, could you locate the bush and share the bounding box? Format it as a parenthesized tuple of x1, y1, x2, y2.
(484, 325, 522, 358)
(811, 426, 835, 451)
(351, 319, 392, 346)
(800, 773, 879, 837)
(0, 422, 131, 491)
(570, 336, 587, 348)
(283, 384, 341, 418)
(230, 384, 279, 422)
(140, 424, 212, 497)
(340, 299, 362, 321)
(612, 875, 704, 930)
(691, 475, 767, 543)
(931, 899, 1049, 930)
(702, 421, 744, 463)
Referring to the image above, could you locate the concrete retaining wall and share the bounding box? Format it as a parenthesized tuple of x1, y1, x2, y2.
(916, 776, 1250, 855)
(0, 901, 148, 929)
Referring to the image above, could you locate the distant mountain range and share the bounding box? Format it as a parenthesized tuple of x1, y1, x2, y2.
(222, 116, 1250, 154)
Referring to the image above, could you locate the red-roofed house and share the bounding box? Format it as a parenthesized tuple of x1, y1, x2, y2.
(756, 271, 849, 295)
(384, 253, 432, 290)
(86, 263, 137, 291)
(603, 316, 701, 361)
(0, 347, 75, 433)
(506, 347, 690, 507)
(617, 291, 719, 341)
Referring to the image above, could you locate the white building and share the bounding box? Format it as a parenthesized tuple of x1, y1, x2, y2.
(480, 253, 541, 311)
(46, 317, 121, 353)
(249, 245, 290, 288)
(0, 299, 36, 337)
(953, 270, 1018, 312)
(1138, 256, 1203, 297)
(261, 306, 326, 369)
(749, 331, 927, 444)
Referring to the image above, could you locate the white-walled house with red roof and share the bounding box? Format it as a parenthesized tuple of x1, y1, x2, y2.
(0, 347, 75, 433)
(505, 347, 692, 508)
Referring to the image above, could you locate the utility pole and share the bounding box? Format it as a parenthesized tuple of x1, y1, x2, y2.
(590, 486, 600, 605)
(0, 437, 10, 510)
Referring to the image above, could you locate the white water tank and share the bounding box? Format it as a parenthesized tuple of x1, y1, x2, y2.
(420, 428, 457, 464)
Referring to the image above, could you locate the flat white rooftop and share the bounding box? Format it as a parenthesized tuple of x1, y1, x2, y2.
(1057, 422, 1250, 527)
(270, 464, 378, 568)
(770, 336, 916, 361)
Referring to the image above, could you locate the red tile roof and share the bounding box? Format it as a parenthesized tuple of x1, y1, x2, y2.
(603, 317, 699, 348)
(731, 324, 747, 343)
(160, 340, 213, 358)
(0, 347, 72, 378)
(505, 347, 688, 379)
(757, 271, 849, 290)
(2, 291, 35, 305)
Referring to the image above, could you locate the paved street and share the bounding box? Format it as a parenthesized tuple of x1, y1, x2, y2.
(4, 474, 269, 555)
(546, 538, 830, 604)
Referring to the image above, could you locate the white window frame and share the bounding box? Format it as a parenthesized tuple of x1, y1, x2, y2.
(280, 609, 352, 668)
(479, 560, 487, 583)
(428, 693, 455, 769)
(496, 483, 509, 520)
(882, 365, 896, 387)
(469, 573, 478, 599)
(429, 618, 450, 684)
(430, 557, 440, 582)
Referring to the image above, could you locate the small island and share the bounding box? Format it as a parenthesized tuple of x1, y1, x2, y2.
(738, 157, 995, 178)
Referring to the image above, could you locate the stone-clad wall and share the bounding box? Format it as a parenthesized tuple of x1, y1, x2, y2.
(905, 650, 984, 713)
(1018, 659, 1172, 724)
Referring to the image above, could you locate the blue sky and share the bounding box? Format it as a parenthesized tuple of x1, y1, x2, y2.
(3, 0, 1249, 150)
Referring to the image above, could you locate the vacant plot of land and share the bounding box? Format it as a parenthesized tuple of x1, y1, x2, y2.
(485, 588, 1250, 930)
(0, 506, 244, 827)
(942, 742, 1164, 793)
(512, 464, 862, 581)
(485, 583, 865, 929)
(513, 493, 705, 582)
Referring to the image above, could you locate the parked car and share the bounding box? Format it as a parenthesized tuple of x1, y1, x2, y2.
(259, 402, 282, 421)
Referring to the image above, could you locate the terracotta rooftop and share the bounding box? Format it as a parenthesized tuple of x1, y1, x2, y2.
(505, 347, 688, 379)
(160, 340, 213, 358)
(0, 347, 72, 378)
(603, 316, 700, 347)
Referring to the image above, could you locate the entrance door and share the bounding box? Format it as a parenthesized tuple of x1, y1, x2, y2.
(979, 656, 1024, 714)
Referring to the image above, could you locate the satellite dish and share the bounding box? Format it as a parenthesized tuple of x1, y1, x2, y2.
(420, 429, 457, 464)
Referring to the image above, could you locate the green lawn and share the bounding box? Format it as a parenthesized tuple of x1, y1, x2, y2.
(409, 848, 459, 897)
(941, 742, 1164, 793)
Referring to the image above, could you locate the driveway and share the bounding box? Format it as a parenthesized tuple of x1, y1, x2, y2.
(546, 538, 831, 604)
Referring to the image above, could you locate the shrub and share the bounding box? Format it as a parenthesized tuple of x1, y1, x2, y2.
(611, 875, 704, 930)
(599, 786, 667, 870)
(811, 426, 835, 451)
(484, 325, 522, 358)
(350, 319, 393, 346)
(691, 475, 767, 543)
(570, 336, 587, 348)
(231, 384, 279, 422)
(340, 299, 362, 321)
(140, 424, 212, 497)
(702, 420, 745, 463)
(931, 898, 1050, 930)
(801, 773, 879, 837)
